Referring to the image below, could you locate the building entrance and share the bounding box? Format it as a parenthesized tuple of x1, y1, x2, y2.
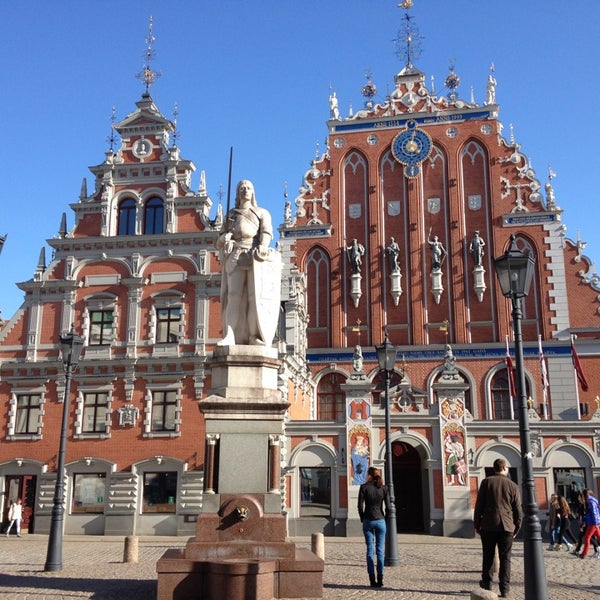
(3, 475, 36, 533)
(391, 441, 424, 533)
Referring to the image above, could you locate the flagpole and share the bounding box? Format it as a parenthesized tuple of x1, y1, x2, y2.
(571, 335, 582, 420)
(537, 335, 549, 420)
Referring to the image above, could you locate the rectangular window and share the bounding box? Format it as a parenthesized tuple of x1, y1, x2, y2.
(143, 472, 177, 513)
(72, 473, 106, 513)
(151, 390, 177, 432)
(15, 395, 41, 434)
(82, 393, 108, 433)
(156, 307, 181, 343)
(299, 467, 331, 517)
(89, 310, 113, 346)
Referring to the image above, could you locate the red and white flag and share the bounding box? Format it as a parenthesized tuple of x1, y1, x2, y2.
(571, 336, 589, 391)
(538, 335, 549, 406)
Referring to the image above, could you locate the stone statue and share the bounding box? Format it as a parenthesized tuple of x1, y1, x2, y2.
(469, 230, 485, 267)
(352, 345, 364, 373)
(386, 237, 400, 272)
(215, 180, 280, 346)
(485, 72, 496, 105)
(347, 239, 365, 274)
(329, 91, 340, 120)
(428, 229, 446, 271)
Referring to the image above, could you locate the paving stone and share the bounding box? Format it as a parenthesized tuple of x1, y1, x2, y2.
(0, 534, 596, 599)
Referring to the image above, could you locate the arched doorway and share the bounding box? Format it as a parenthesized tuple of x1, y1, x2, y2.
(391, 441, 423, 532)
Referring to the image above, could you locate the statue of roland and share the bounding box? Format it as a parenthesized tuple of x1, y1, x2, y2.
(216, 179, 281, 346)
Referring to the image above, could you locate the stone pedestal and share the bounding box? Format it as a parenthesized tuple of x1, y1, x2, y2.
(156, 346, 324, 599)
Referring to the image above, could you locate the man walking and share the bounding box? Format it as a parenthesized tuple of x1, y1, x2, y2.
(474, 458, 522, 599)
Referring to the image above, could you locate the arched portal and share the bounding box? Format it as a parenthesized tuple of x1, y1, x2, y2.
(391, 441, 423, 532)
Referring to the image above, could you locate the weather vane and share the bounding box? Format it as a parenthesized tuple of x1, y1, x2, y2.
(136, 16, 162, 95)
(394, 6, 423, 69)
(172, 102, 179, 147)
(107, 106, 117, 151)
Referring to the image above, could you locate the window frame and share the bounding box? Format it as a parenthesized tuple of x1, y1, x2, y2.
(143, 384, 182, 439)
(89, 309, 114, 346)
(142, 471, 178, 513)
(71, 472, 107, 514)
(118, 197, 137, 236)
(7, 389, 45, 439)
(74, 386, 113, 439)
(144, 196, 165, 235)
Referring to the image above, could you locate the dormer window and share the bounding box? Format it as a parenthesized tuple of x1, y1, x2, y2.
(144, 197, 164, 235)
(118, 198, 137, 236)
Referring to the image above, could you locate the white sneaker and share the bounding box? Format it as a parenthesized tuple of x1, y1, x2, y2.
(566, 543, 573, 552)
(592, 551, 600, 558)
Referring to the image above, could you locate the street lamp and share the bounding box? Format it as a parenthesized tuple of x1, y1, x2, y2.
(375, 333, 400, 567)
(493, 235, 548, 600)
(44, 326, 84, 572)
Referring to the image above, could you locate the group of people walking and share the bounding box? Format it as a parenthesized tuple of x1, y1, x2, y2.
(358, 459, 600, 596)
(547, 489, 600, 558)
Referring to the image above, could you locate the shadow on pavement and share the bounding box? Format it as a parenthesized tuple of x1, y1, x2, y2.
(0, 573, 156, 599)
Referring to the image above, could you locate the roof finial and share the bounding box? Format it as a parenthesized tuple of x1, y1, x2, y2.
(172, 102, 179, 147)
(361, 68, 377, 109)
(394, 5, 423, 70)
(136, 16, 161, 96)
(107, 106, 117, 151)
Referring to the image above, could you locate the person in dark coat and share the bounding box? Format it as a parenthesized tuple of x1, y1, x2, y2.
(474, 458, 522, 599)
(357, 466, 390, 588)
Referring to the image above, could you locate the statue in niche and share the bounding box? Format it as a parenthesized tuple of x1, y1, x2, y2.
(428, 228, 446, 271)
(386, 237, 400, 273)
(469, 230, 486, 267)
(352, 345, 364, 373)
(347, 238, 365, 273)
(215, 180, 280, 346)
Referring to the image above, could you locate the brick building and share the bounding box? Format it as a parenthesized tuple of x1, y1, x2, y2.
(1, 12, 599, 538)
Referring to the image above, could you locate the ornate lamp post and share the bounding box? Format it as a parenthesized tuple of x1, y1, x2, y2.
(493, 235, 548, 600)
(44, 326, 84, 572)
(375, 333, 400, 567)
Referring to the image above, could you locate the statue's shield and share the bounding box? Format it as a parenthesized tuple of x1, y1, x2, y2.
(253, 251, 282, 347)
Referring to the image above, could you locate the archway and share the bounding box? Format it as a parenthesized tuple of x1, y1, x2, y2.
(391, 441, 423, 532)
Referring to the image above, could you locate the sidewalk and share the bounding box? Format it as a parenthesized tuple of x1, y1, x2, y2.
(0, 533, 597, 599)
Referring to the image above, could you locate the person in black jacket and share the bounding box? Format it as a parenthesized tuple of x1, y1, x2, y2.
(474, 458, 522, 599)
(357, 466, 390, 588)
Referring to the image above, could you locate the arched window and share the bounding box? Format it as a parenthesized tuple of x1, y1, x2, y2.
(317, 372, 346, 421)
(118, 198, 137, 236)
(490, 369, 514, 420)
(306, 247, 331, 347)
(144, 197, 164, 235)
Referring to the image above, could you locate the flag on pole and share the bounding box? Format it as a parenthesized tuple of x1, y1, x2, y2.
(571, 336, 589, 391)
(538, 335, 549, 406)
(505, 336, 516, 420)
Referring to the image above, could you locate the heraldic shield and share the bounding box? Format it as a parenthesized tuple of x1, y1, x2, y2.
(253, 249, 282, 347)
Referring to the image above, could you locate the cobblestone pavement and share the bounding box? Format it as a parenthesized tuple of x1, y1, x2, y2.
(0, 533, 597, 599)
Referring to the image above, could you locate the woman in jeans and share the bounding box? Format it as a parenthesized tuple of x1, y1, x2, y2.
(357, 466, 390, 588)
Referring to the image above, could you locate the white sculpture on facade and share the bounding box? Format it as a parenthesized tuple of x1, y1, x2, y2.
(216, 180, 281, 346)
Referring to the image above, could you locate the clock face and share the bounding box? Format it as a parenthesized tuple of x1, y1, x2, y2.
(391, 121, 432, 169)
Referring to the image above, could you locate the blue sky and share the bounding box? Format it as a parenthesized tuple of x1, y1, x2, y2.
(1, 1, 599, 319)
